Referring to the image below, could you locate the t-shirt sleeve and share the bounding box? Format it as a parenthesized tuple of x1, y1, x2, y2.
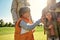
(20, 19, 40, 30)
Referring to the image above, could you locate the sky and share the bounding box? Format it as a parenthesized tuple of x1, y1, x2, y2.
(28, 0, 47, 22)
(0, 0, 60, 23)
(0, 0, 13, 23)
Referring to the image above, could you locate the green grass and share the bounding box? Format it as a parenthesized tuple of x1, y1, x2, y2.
(0, 27, 14, 35)
(0, 26, 47, 40)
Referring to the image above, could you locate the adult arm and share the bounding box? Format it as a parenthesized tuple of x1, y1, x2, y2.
(11, 0, 18, 23)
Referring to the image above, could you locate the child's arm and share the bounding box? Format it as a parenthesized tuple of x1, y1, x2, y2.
(20, 19, 40, 30)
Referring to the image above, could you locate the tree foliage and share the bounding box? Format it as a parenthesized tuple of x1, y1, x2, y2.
(0, 19, 14, 27)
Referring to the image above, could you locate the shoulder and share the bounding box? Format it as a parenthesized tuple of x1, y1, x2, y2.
(16, 18, 22, 24)
(20, 20, 28, 25)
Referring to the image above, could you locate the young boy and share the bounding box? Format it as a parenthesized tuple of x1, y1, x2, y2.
(15, 7, 41, 40)
(45, 12, 59, 40)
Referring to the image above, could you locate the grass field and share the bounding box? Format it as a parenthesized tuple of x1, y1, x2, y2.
(0, 26, 47, 40)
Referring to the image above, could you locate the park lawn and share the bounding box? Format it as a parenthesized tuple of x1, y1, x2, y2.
(0, 26, 47, 40)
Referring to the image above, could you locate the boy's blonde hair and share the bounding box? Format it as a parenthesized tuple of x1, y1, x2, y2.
(19, 7, 30, 17)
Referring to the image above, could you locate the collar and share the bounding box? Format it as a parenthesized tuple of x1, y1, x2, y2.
(21, 16, 32, 24)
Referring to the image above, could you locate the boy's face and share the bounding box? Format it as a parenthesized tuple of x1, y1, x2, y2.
(46, 13, 52, 20)
(22, 12, 30, 18)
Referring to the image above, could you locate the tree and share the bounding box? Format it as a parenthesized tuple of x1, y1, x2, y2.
(8, 22, 12, 27)
(4, 23, 8, 27)
(0, 19, 4, 27)
(0, 19, 14, 27)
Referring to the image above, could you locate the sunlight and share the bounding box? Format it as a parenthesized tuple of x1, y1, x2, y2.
(28, 0, 47, 22)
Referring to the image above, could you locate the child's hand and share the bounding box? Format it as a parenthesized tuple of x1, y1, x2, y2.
(48, 24, 53, 29)
(32, 29, 35, 32)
